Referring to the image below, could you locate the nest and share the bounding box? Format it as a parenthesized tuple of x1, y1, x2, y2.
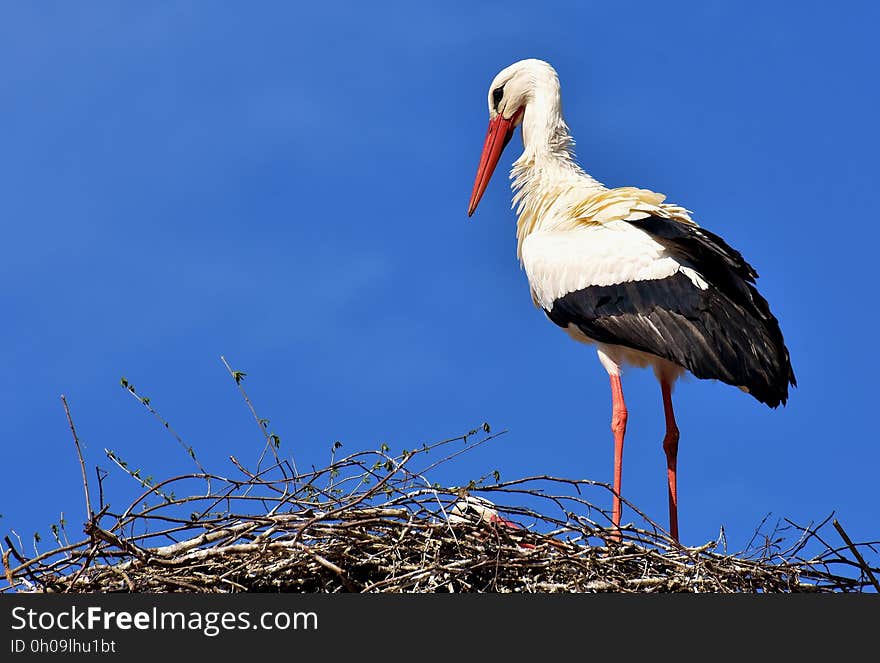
(3, 371, 878, 594)
(4, 423, 878, 594)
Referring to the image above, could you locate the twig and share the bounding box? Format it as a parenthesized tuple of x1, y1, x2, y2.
(2, 548, 15, 588)
(95, 466, 108, 510)
(833, 519, 880, 592)
(293, 541, 360, 592)
(220, 355, 295, 479)
(61, 395, 93, 519)
(120, 378, 210, 487)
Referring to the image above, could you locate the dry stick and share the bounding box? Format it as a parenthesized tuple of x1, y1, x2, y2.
(292, 453, 415, 545)
(2, 536, 44, 589)
(5, 537, 91, 579)
(416, 430, 508, 476)
(785, 515, 841, 565)
(2, 548, 15, 587)
(220, 356, 294, 480)
(781, 513, 832, 559)
(95, 466, 107, 511)
(4, 536, 26, 567)
(484, 475, 659, 539)
(122, 383, 211, 490)
(104, 450, 175, 505)
(228, 456, 288, 499)
(84, 523, 150, 563)
(61, 395, 93, 519)
(833, 519, 880, 592)
(110, 565, 136, 592)
(157, 576, 203, 592)
(293, 541, 360, 592)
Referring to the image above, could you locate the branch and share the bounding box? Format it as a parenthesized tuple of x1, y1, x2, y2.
(833, 519, 880, 592)
(61, 395, 92, 519)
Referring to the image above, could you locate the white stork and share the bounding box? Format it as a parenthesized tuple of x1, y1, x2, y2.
(467, 59, 795, 543)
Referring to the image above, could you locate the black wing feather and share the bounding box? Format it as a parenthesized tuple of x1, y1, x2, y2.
(546, 216, 796, 407)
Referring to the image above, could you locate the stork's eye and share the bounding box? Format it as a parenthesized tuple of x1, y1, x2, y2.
(492, 85, 505, 110)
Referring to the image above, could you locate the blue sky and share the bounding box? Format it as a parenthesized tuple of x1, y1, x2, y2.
(2, 2, 878, 554)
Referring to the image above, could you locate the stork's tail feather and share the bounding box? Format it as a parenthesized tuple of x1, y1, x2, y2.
(734, 309, 796, 409)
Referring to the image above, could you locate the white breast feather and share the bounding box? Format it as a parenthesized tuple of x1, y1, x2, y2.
(522, 221, 709, 309)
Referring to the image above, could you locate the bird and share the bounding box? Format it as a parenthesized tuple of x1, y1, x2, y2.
(467, 59, 795, 544)
(448, 495, 515, 528)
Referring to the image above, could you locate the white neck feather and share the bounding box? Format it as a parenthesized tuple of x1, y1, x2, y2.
(510, 73, 604, 258)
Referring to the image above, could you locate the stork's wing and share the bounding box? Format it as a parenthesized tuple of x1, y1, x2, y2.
(522, 216, 796, 407)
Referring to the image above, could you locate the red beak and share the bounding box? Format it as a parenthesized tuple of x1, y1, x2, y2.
(467, 108, 523, 216)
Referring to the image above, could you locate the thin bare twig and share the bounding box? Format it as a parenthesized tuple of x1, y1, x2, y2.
(61, 395, 92, 519)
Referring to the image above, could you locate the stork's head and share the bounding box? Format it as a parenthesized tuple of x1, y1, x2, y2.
(467, 59, 560, 216)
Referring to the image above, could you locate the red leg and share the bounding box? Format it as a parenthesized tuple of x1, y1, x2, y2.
(609, 374, 627, 540)
(661, 380, 680, 543)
